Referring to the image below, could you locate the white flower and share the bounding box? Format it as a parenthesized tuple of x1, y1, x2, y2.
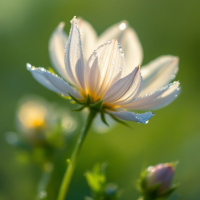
(27, 17, 180, 124)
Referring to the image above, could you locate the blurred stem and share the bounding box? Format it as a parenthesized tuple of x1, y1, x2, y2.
(36, 163, 54, 200)
(57, 109, 97, 200)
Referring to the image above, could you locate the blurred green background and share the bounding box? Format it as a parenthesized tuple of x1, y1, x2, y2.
(0, 0, 200, 199)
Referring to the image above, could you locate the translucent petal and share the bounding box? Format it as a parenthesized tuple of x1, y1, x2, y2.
(49, 22, 69, 81)
(103, 66, 142, 105)
(123, 81, 180, 110)
(108, 109, 154, 124)
(97, 20, 143, 75)
(26, 63, 82, 99)
(86, 39, 125, 101)
(140, 56, 179, 96)
(65, 17, 85, 91)
(77, 18, 97, 60)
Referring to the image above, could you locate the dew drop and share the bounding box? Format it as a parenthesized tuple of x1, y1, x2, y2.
(171, 75, 175, 79)
(145, 120, 149, 124)
(119, 22, 126, 30)
(107, 40, 111, 44)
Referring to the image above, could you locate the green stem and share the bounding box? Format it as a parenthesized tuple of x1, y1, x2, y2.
(57, 109, 97, 200)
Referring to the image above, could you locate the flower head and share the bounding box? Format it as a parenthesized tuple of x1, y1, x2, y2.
(16, 95, 77, 145)
(27, 16, 180, 124)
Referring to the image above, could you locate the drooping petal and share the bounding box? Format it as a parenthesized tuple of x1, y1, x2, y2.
(108, 109, 154, 124)
(86, 39, 125, 101)
(65, 17, 85, 92)
(26, 63, 82, 99)
(123, 81, 180, 110)
(49, 22, 69, 81)
(140, 56, 179, 96)
(97, 21, 143, 75)
(103, 66, 142, 105)
(77, 18, 97, 60)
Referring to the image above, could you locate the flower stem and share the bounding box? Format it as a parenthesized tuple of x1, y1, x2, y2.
(57, 109, 97, 200)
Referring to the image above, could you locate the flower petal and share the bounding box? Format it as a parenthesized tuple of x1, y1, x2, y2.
(86, 39, 125, 100)
(26, 63, 82, 99)
(97, 21, 143, 75)
(140, 56, 179, 96)
(49, 22, 69, 81)
(123, 81, 180, 110)
(108, 109, 154, 124)
(65, 17, 85, 91)
(103, 66, 142, 105)
(77, 18, 97, 60)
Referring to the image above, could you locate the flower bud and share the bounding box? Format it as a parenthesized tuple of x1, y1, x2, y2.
(146, 163, 174, 195)
(138, 163, 178, 200)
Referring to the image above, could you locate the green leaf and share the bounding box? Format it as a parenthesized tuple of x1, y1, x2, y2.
(84, 163, 106, 193)
(109, 114, 130, 128)
(90, 100, 103, 111)
(68, 93, 84, 105)
(101, 112, 109, 126)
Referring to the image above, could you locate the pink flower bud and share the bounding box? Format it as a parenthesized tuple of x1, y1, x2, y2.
(146, 163, 174, 195)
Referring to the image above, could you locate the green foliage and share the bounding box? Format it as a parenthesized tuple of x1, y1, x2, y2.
(85, 164, 120, 200)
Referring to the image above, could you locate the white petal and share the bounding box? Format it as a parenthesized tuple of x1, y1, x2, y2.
(49, 22, 69, 81)
(140, 56, 179, 96)
(97, 21, 143, 75)
(103, 66, 142, 105)
(26, 63, 82, 99)
(65, 17, 85, 91)
(108, 109, 154, 124)
(86, 39, 125, 100)
(123, 81, 180, 110)
(77, 18, 97, 60)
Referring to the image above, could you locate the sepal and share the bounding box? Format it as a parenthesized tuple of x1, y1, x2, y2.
(68, 93, 84, 105)
(90, 100, 103, 111)
(100, 112, 109, 126)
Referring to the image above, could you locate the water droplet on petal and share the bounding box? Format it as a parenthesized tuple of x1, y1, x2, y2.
(171, 75, 175, 79)
(145, 120, 149, 124)
(107, 40, 111, 44)
(119, 22, 126, 30)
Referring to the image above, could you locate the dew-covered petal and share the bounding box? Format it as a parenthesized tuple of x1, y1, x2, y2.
(103, 66, 142, 105)
(108, 109, 154, 124)
(26, 63, 82, 99)
(77, 18, 97, 60)
(97, 20, 143, 75)
(140, 56, 179, 96)
(86, 39, 125, 100)
(49, 22, 69, 81)
(123, 81, 180, 110)
(65, 17, 85, 91)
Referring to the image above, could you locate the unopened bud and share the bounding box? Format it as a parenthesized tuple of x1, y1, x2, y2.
(138, 163, 178, 200)
(146, 163, 174, 195)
